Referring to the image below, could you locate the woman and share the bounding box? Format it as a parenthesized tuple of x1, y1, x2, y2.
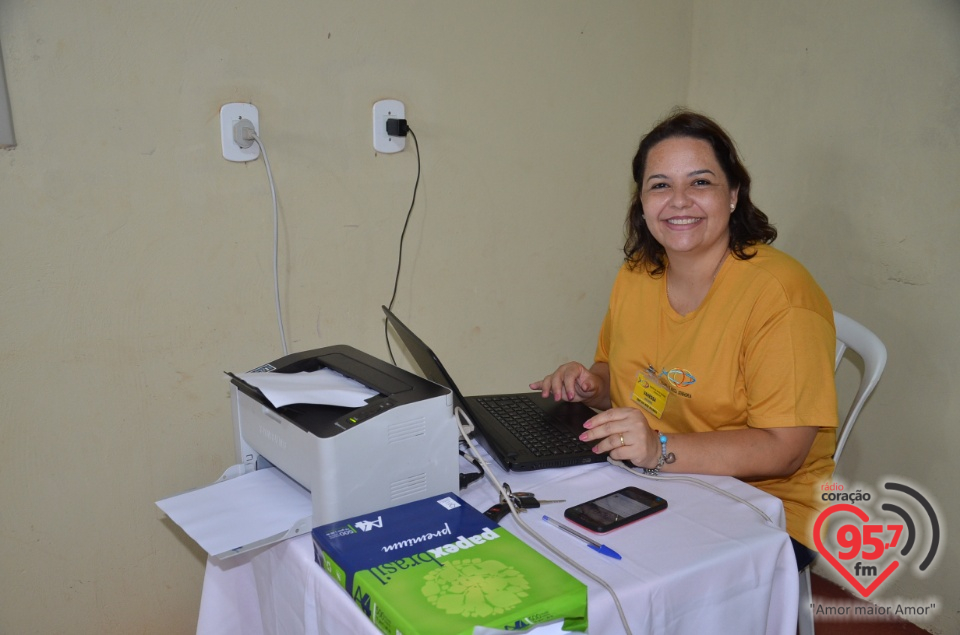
(530, 109, 837, 567)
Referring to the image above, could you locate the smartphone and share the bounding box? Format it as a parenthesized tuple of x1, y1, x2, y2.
(563, 486, 667, 533)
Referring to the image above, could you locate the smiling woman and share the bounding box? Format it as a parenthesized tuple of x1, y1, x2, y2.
(531, 109, 839, 567)
(639, 137, 736, 273)
(625, 109, 777, 281)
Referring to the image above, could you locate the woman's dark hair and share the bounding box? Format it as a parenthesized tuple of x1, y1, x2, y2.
(624, 108, 777, 274)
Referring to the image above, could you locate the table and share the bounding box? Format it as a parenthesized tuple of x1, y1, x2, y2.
(196, 454, 799, 635)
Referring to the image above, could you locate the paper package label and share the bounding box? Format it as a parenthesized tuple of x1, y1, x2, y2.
(312, 494, 588, 634)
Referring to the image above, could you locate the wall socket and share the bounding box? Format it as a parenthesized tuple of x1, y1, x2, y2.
(220, 103, 261, 162)
(372, 99, 405, 153)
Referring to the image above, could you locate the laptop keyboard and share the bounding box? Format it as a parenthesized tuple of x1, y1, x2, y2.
(475, 396, 593, 457)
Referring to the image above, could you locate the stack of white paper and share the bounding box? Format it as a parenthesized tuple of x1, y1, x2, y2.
(237, 368, 378, 408)
(157, 468, 311, 558)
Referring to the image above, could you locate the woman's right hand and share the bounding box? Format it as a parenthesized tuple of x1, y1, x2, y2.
(530, 362, 603, 404)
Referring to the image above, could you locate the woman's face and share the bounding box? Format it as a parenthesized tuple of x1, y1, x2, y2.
(639, 136, 738, 259)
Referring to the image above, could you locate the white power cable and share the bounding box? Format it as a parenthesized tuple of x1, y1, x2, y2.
(606, 458, 775, 526)
(250, 131, 288, 356)
(455, 407, 634, 635)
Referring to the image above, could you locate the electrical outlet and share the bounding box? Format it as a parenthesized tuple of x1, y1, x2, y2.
(220, 103, 261, 162)
(373, 99, 405, 153)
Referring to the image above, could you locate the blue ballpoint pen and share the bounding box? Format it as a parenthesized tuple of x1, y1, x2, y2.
(541, 515, 622, 560)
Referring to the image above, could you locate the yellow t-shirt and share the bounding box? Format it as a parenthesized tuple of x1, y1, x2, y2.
(595, 244, 838, 548)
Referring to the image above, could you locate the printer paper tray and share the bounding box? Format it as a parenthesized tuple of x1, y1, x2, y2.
(156, 467, 312, 559)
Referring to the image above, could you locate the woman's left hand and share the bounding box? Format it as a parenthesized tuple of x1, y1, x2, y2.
(579, 407, 662, 467)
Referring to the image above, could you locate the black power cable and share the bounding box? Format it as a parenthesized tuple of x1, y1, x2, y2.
(383, 122, 420, 364)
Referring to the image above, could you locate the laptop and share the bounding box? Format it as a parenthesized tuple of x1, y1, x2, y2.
(382, 306, 605, 471)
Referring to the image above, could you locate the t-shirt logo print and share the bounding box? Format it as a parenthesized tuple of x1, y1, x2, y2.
(664, 368, 696, 388)
(645, 364, 697, 389)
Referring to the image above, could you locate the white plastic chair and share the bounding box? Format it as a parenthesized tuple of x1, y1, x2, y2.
(798, 310, 887, 635)
(831, 312, 888, 465)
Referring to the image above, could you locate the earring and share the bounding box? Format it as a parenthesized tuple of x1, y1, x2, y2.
(730, 204, 736, 211)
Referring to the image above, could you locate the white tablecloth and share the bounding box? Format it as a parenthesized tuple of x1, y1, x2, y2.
(196, 458, 798, 635)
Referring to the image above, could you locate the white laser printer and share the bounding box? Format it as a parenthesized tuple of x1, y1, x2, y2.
(229, 344, 459, 520)
(158, 345, 459, 558)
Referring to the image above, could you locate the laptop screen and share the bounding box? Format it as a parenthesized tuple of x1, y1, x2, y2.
(382, 306, 471, 413)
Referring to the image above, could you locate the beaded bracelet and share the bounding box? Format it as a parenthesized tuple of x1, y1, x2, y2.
(642, 430, 677, 476)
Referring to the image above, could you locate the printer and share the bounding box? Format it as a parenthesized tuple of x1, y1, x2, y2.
(155, 345, 461, 557)
(228, 345, 460, 527)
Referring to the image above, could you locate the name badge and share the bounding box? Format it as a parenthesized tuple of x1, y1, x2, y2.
(631, 370, 669, 419)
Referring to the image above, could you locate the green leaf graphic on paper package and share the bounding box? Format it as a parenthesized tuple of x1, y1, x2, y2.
(421, 558, 530, 617)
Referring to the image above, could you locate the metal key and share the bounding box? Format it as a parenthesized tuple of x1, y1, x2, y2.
(484, 484, 521, 521)
(501, 483, 528, 513)
(485, 484, 566, 521)
(511, 491, 566, 509)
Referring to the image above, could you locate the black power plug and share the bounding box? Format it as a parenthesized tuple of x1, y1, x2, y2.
(386, 117, 409, 137)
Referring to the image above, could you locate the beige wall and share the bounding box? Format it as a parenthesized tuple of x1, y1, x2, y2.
(0, 1, 956, 634)
(0, 2, 689, 633)
(686, 2, 960, 629)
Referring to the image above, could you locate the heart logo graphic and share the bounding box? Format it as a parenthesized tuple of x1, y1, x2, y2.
(813, 503, 900, 598)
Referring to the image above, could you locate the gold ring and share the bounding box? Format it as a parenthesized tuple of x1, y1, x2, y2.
(619, 434, 625, 447)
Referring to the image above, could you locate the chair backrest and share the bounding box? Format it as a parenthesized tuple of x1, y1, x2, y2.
(832, 311, 887, 466)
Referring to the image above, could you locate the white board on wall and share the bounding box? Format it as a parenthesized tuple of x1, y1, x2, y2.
(0, 38, 15, 148)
